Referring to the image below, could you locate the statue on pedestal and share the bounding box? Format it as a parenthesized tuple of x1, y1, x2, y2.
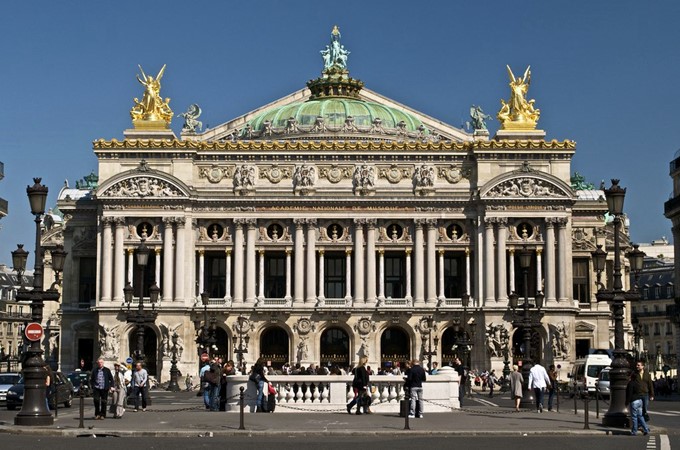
(497, 65, 540, 130)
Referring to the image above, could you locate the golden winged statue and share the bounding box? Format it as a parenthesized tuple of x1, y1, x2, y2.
(497, 65, 540, 130)
(130, 64, 173, 128)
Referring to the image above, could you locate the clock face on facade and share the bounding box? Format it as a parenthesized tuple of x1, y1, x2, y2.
(296, 318, 312, 334)
(357, 318, 371, 334)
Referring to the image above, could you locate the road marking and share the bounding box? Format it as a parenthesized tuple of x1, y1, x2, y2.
(648, 411, 678, 416)
(647, 435, 657, 450)
(664, 410, 680, 414)
(472, 397, 498, 407)
(660, 434, 670, 450)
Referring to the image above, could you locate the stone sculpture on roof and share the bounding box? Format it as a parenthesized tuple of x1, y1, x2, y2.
(320, 25, 350, 71)
(178, 104, 203, 133)
(468, 105, 492, 131)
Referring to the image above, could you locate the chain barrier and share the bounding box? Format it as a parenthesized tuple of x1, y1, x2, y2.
(134, 393, 242, 413)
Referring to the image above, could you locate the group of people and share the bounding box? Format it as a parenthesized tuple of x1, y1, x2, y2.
(88, 358, 150, 420)
(507, 362, 559, 413)
(199, 355, 236, 411)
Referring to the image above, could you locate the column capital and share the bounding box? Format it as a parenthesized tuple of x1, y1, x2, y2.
(113, 217, 127, 226)
(365, 218, 377, 228)
(175, 217, 186, 227)
(345, 248, 352, 255)
(225, 248, 232, 256)
(197, 248, 205, 256)
(294, 218, 306, 228)
(544, 217, 557, 226)
(465, 247, 471, 256)
(508, 248, 515, 255)
(286, 248, 293, 255)
(155, 248, 162, 255)
(245, 218, 257, 229)
(425, 218, 438, 228)
(377, 247, 384, 255)
(495, 217, 508, 226)
(405, 248, 412, 255)
(305, 218, 318, 227)
(102, 216, 116, 226)
(484, 216, 496, 227)
(437, 248, 445, 255)
(536, 248, 543, 255)
(258, 248, 265, 255)
(126, 247, 134, 255)
(556, 217, 568, 227)
(318, 248, 325, 255)
(414, 218, 426, 229)
(162, 216, 175, 225)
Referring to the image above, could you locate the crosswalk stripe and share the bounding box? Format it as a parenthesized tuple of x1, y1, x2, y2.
(660, 434, 670, 450)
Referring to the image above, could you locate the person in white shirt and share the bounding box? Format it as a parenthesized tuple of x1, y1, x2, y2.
(528, 362, 551, 413)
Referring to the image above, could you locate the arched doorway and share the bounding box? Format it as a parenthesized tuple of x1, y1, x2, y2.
(320, 327, 349, 369)
(259, 326, 289, 370)
(128, 326, 158, 377)
(380, 327, 410, 370)
(212, 327, 229, 362)
(512, 327, 542, 365)
(441, 326, 472, 366)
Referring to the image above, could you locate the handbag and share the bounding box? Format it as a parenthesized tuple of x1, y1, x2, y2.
(268, 382, 277, 395)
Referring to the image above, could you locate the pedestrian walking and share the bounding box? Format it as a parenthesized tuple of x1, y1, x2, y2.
(90, 358, 114, 419)
(452, 358, 466, 406)
(547, 364, 558, 411)
(634, 360, 654, 421)
(131, 361, 149, 412)
(111, 362, 127, 418)
(528, 362, 551, 413)
(487, 370, 498, 398)
(406, 359, 427, 418)
(346, 356, 370, 415)
(626, 371, 650, 436)
(509, 365, 524, 411)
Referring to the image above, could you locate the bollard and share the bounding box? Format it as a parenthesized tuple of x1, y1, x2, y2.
(238, 386, 245, 430)
(78, 392, 85, 429)
(403, 389, 410, 430)
(53, 388, 58, 419)
(583, 393, 590, 430)
(574, 389, 578, 415)
(595, 384, 600, 419)
(556, 384, 560, 413)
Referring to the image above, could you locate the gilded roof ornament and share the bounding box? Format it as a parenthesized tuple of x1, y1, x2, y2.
(130, 64, 173, 129)
(497, 65, 540, 130)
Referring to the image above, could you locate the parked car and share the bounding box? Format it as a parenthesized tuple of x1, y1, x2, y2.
(596, 367, 611, 398)
(66, 371, 91, 396)
(6, 372, 74, 410)
(0, 373, 21, 403)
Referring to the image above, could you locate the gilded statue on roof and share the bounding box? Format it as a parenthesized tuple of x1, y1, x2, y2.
(320, 25, 350, 71)
(130, 64, 173, 128)
(497, 65, 540, 130)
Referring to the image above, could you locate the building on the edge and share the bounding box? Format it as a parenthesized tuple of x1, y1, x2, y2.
(55, 29, 636, 381)
(663, 148, 680, 381)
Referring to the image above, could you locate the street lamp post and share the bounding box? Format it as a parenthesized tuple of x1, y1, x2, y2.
(232, 316, 250, 375)
(123, 239, 159, 364)
(166, 332, 181, 392)
(592, 179, 645, 428)
(508, 246, 544, 409)
(197, 292, 216, 358)
(631, 315, 642, 362)
(13, 178, 67, 426)
(453, 293, 475, 397)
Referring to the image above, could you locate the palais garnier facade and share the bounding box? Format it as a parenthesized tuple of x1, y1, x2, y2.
(55, 28, 625, 380)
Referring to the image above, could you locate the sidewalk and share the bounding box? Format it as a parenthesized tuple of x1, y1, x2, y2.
(0, 390, 663, 437)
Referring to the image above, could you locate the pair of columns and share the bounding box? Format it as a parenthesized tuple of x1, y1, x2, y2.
(100, 216, 186, 302)
(481, 216, 570, 305)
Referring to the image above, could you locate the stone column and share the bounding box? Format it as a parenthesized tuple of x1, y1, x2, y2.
(426, 219, 438, 304)
(557, 218, 568, 302)
(496, 218, 508, 303)
(365, 219, 377, 305)
(544, 219, 556, 303)
(414, 219, 426, 306)
(536, 248, 543, 294)
(317, 249, 325, 302)
(245, 219, 257, 304)
(353, 219, 365, 303)
(162, 217, 174, 302)
(285, 248, 292, 302)
(484, 217, 496, 304)
(172, 217, 186, 302)
(101, 217, 113, 302)
(465, 247, 471, 296)
(112, 217, 126, 302)
(405, 248, 413, 302)
(377, 248, 385, 301)
(258, 248, 265, 301)
(154, 248, 161, 287)
(225, 249, 232, 302)
(508, 248, 516, 294)
(126, 248, 134, 287)
(345, 249, 352, 302)
(437, 249, 445, 301)
(293, 219, 305, 304)
(233, 219, 245, 304)
(305, 219, 317, 304)
(197, 249, 205, 295)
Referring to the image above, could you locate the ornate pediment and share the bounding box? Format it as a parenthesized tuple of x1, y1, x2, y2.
(99, 175, 185, 198)
(481, 162, 573, 200)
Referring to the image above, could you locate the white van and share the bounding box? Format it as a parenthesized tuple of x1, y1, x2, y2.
(569, 354, 612, 397)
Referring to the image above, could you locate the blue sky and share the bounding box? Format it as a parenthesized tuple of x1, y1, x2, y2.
(1, 0, 679, 265)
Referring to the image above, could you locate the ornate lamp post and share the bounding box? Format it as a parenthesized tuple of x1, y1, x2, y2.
(452, 293, 475, 397)
(232, 316, 251, 375)
(123, 239, 159, 363)
(592, 179, 645, 427)
(631, 315, 643, 362)
(166, 332, 181, 392)
(508, 246, 544, 408)
(13, 178, 67, 426)
(196, 292, 216, 358)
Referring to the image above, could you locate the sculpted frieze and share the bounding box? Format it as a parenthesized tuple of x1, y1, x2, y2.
(260, 165, 292, 184)
(438, 165, 471, 184)
(487, 177, 563, 198)
(233, 164, 256, 195)
(319, 165, 351, 183)
(100, 176, 183, 198)
(199, 165, 232, 184)
(379, 164, 411, 184)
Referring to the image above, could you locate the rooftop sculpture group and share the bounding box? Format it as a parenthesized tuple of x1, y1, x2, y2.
(497, 65, 540, 130)
(130, 64, 173, 128)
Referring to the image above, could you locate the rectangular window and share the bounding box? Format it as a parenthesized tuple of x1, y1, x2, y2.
(443, 254, 463, 298)
(324, 253, 345, 298)
(654, 323, 660, 335)
(385, 253, 405, 298)
(205, 253, 226, 298)
(264, 252, 286, 298)
(78, 257, 97, 307)
(573, 258, 590, 303)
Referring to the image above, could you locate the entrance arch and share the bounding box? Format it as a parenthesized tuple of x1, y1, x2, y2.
(512, 327, 542, 365)
(380, 327, 410, 370)
(320, 327, 349, 368)
(441, 326, 471, 366)
(259, 326, 289, 370)
(128, 326, 158, 377)
(212, 327, 229, 362)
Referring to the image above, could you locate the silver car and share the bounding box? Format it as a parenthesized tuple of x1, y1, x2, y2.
(0, 373, 21, 403)
(596, 367, 611, 397)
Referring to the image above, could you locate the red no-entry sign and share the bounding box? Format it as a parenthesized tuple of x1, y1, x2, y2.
(25, 323, 43, 342)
